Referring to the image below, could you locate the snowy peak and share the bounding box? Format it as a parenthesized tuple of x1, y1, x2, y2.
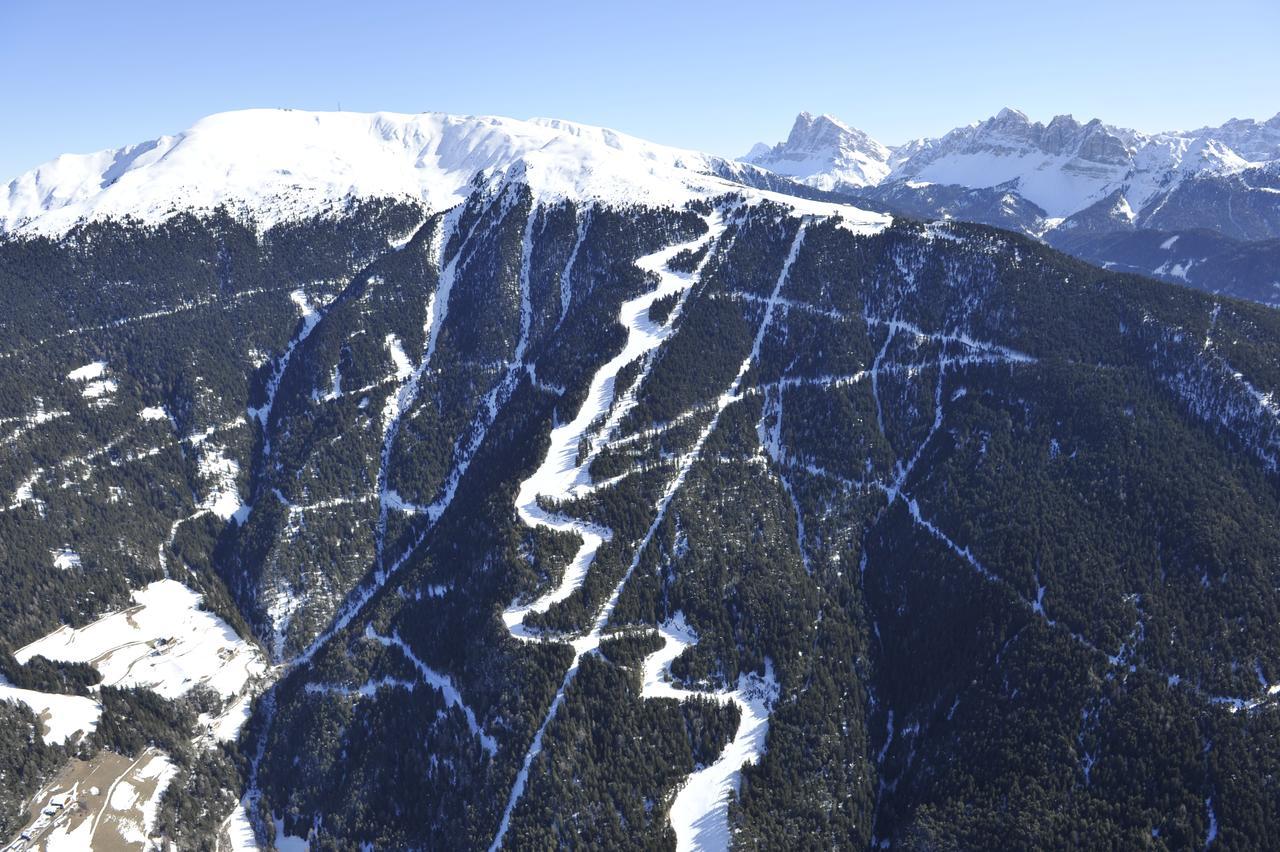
(1190, 114, 1280, 165)
(742, 111, 892, 190)
(0, 109, 825, 237)
(784, 112, 874, 152)
(994, 106, 1029, 122)
(882, 109, 1137, 217)
(745, 107, 1280, 228)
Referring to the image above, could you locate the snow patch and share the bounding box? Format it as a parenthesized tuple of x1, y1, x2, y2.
(109, 780, 138, 812)
(51, 547, 81, 570)
(226, 800, 261, 851)
(67, 361, 106, 382)
(0, 676, 100, 745)
(198, 444, 245, 522)
(15, 578, 268, 702)
(81, 378, 117, 399)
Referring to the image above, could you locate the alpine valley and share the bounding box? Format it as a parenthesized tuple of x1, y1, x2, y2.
(0, 107, 1279, 851)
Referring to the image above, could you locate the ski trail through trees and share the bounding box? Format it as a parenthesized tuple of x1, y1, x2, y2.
(491, 217, 807, 850)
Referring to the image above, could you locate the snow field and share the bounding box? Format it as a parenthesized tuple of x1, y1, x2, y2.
(15, 579, 268, 741)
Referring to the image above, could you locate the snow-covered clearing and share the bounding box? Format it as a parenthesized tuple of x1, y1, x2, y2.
(15, 579, 267, 740)
(66, 361, 106, 382)
(385, 333, 413, 380)
(66, 363, 118, 408)
(198, 443, 247, 523)
(50, 547, 81, 570)
(0, 677, 100, 745)
(80, 378, 117, 400)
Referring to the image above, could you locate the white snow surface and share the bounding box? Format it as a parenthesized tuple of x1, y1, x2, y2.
(43, 809, 95, 851)
(0, 109, 882, 237)
(0, 676, 101, 745)
(81, 378, 117, 399)
(273, 816, 310, 851)
(51, 547, 81, 570)
(644, 615, 779, 852)
(226, 800, 261, 851)
(66, 361, 106, 382)
(109, 780, 138, 812)
(14, 578, 267, 701)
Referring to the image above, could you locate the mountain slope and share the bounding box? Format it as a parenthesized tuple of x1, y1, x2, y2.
(2, 111, 1280, 850)
(0, 109, 825, 237)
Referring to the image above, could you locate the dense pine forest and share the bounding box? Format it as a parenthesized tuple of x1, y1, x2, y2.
(1, 181, 1279, 849)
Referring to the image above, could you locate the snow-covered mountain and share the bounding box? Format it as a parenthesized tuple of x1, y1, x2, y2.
(0, 109, 826, 237)
(887, 107, 1280, 221)
(740, 112, 892, 191)
(4, 104, 1280, 850)
(742, 108, 1280, 301)
(745, 107, 1280, 226)
(12, 106, 1275, 249)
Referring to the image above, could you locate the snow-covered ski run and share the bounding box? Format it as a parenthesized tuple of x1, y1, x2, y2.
(642, 614, 779, 852)
(491, 215, 813, 851)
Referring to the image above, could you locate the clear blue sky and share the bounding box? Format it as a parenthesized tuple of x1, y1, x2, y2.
(3, 0, 1278, 180)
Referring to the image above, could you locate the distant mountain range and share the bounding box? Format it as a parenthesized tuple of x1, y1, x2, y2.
(743, 108, 1280, 222)
(744, 109, 1280, 304)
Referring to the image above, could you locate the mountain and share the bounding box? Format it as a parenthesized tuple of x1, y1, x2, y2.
(885, 107, 1139, 218)
(745, 108, 1280, 304)
(884, 108, 1280, 224)
(741, 112, 892, 191)
(1048, 226, 1280, 306)
(3, 109, 1280, 850)
(0, 109, 825, 238)
(747, 107, 1280, 224)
